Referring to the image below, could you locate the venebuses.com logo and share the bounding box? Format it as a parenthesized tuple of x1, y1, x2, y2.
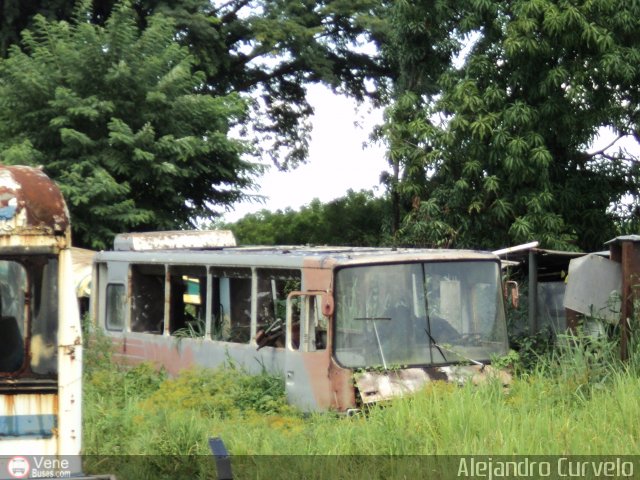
(4, 456, 72, 479)
(6, 457, 29, 479)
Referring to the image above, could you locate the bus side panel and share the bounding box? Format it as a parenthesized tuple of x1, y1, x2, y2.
(0, 394, 58, 455)
(106, 332, 287, 377)
(285, 349, 349, 412)
(283, 350, 356, 412)
(57, 248, 82, 456)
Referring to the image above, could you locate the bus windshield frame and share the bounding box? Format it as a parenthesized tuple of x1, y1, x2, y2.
(333, 260, 509, 369)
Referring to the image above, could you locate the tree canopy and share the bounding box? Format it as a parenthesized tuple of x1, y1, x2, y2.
(1, 0, 390, 168)
(0, 3, 255, 248)
(382, 0, 640, 251)
(3, 0, 640, 251)
(227, 190, 390, 246)
(0, 0, 391, 248)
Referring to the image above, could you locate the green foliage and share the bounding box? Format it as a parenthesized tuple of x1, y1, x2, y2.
(382, 0, 640, 251)
(1, 0, 391, 170)
(84, 351, 640, 465)
(0, 2, 256, 248)
(227, 189, 392, 246)
(140, 366, 293, 418)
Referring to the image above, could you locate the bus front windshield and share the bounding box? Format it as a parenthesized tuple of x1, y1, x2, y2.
(334, 261, 508, 369)
(0, 257, 58, 376)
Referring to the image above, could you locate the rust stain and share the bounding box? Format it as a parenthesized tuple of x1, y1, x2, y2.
(148, 341, 196, 375)
(328, 358, 356, 411)
(111, 337, 196, 375)
(0, 165, 69, 236)
(3, 393, 15, 414)
(300, 350, 334, 410)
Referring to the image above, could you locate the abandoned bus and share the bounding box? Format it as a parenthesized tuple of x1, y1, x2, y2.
(92, 232, 510, 412)
(0, 166, 83, 468)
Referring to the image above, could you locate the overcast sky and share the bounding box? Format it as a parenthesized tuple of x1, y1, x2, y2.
(222, 84, 389, 222)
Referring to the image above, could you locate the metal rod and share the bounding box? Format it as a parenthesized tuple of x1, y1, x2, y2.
(209, 437, 233, 480)
(372, 320, 388, 370)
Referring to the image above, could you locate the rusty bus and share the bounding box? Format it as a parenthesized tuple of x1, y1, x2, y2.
(0, 166, 88, 475)
(92, 232, 510, 412)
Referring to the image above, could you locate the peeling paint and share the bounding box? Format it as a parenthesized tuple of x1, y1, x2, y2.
(0, 165, 70, 237)
(355, 365, 511, 404)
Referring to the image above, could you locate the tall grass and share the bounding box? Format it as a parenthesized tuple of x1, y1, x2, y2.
(82, 327, 640, 478)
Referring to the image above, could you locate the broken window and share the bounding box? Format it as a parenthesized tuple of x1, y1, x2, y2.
(30, 258, 58, 375)
(210, 268, 252, 343)
(168, 266, 207, 337)
(288, 295, 328, 352)
(130, 264, 165, 334)
(255, 269, 301, 349)
(228, 277, 252, 342)
(0, 260, 27, 373)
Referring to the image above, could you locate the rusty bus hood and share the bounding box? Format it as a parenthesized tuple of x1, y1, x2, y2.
(354, 365, 511, 404)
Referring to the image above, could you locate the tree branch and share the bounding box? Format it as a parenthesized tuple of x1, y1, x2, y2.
(212, 0, 253, 21)
(586, 133, 626, 158)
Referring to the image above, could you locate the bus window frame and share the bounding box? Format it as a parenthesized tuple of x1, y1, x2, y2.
(105, 283, 126, 332)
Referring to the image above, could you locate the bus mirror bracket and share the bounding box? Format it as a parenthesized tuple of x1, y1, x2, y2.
(504, 280, 519, 309)
(322, 293, 334, 317)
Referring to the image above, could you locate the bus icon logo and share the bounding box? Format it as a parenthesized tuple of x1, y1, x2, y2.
(7, 457, 30, 478)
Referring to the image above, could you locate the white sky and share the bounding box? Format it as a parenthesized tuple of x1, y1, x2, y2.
(222, 84, 389, 222)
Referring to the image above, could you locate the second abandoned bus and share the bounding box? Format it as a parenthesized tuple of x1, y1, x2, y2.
(92, 232, 510, 412)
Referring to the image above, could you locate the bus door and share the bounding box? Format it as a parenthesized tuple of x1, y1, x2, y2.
(284, 292, 331, 411)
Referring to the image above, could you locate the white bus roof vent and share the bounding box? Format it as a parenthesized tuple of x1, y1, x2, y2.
(113, 230, 237, 251)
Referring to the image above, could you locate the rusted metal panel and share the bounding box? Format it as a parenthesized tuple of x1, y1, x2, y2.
(0, 393, 58, 455)
(282, 350, 335, 412)
(354, 365, 511, 404)
(114, 230, 237, 251)
(328, 358, 357, 411)
(108, 333, 287, 378)
(0, 165, 69, 237)
(607, 236, 640, 359)
(97, 246, 499, 271)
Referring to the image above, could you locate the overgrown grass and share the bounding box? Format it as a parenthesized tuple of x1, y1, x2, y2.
(82, 327, 640, 478)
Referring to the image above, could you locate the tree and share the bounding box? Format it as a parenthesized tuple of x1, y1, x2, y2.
(0, 3, 255, 249)
(227, 190, 391, 246)
(1, 0, 392, 169)
(382, 0, 640, 251)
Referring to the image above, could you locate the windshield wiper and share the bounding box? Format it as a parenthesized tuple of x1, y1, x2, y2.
(354, 317, 389, 370)
(425, 330, 486, 371)
(425, 327, 448, 363)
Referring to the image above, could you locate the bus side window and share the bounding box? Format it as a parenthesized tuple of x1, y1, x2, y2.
(130, 265, 164, 334)
(210, 267, 253, 343)
(289, 295, 327, 352)
(228, 278, 251, 342)
(254, 269, 301, 349)
(106, 284, 125, 331)
(312, 296, 328, 350)
(168, 266, 207, 337)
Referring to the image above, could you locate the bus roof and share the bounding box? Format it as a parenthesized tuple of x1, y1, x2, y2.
(94, 244, 500, 269)
(0, 165, 69, 237)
